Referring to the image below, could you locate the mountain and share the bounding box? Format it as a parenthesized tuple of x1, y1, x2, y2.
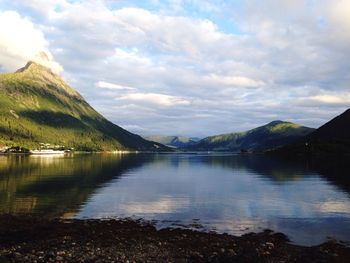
(307, 109, 350, 141)
(144, 136, 201, 148)
(185, 121, 315, 152)
(0, 62, 168, 151)
(274, 109, 350, 156)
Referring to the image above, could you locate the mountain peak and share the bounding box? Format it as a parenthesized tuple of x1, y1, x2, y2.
(16, 61, 54, 74)
(267, 120, 285, 126)
(13, 61, 82, 98)
(264, 121, 304, 133)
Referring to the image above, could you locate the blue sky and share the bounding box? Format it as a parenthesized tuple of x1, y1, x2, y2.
(0, 0, 350, 137)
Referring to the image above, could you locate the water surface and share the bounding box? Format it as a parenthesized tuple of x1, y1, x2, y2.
(1, 153, 350, 245)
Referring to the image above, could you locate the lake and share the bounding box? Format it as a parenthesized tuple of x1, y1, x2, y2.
(1, 153, 350, 246)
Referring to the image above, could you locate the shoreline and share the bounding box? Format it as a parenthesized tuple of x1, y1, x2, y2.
(0, 151, 245, 156)
(0, 215, 349, 262)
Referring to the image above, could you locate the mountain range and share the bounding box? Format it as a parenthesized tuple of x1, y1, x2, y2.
(144, 136, 201, 148)
(0, 62, 167, 151)
(184, 121, 315, 152)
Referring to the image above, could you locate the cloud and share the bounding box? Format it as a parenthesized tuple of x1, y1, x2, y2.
(118, 93, 191, 107)
(96, 81, 136, 91)
(302, 92, 350, 106)
(0, 11, 62, 74)
(327, 0, 350, 42)
(113, 48, 152, 66)
(204, 74, 264, 88)
(10, 0, 69, 17)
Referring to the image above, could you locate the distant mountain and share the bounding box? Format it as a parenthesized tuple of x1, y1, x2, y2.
(145, 136, 201, 148)
(185, 121, 315, 152)
(274, 109, 350, 156)
(0, 62, 168, 151)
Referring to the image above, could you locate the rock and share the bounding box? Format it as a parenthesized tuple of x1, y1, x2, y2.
(265, 242, 274, 249)
(1, 215, 349, 263)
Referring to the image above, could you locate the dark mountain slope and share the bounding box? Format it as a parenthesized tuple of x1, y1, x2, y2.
(272, 109, 350, 157)
(0, 62, 167, 151)
(307, 109, 350, 141)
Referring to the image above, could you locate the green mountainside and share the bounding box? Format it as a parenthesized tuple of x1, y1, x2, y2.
(185, 121, 315, 152)
(0, 62, 167, 151)
(144, 136, 201, 148)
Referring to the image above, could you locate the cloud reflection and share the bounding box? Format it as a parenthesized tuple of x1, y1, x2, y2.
(121, 197, 189, 214)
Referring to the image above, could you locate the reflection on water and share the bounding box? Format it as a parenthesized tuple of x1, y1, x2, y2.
(1, 153, 350, 245)
(0, 154, 148, 216)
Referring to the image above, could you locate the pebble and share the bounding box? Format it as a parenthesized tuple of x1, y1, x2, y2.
(228, 249, 236, 255)
(0, 216, 349, 263)
(265, 242, 274, 249)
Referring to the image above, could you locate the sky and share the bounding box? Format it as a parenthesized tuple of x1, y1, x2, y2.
(0, 0, 349, 137)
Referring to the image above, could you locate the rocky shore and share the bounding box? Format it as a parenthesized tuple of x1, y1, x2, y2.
(0, 215, 349, 262)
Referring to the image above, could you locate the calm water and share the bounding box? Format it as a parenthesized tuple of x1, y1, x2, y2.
(1, 153, 350, 245)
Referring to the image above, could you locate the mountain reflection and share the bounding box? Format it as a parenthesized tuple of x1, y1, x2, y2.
(190, 154, 313, 182)
(0, 154, 151, 217)
(156, 153, 350, 188)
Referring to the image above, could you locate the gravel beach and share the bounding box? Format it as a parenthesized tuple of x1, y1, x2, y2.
(0, 215, 349, 263)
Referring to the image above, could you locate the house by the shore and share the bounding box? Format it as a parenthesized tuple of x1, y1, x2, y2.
(0, 145, 9, 153)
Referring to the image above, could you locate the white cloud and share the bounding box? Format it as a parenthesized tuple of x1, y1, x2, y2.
(118, 93, 191, 107)
(11, 0, 70, 18)
(0, 11, 62, 73)
(96, 81, 136, 91)
(111, 7, 224, 57)
(113, 48, 152, 66)
(327, 0, 350, 43)
(307, 93, 350, 105)
(204, 74, 264, 88)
